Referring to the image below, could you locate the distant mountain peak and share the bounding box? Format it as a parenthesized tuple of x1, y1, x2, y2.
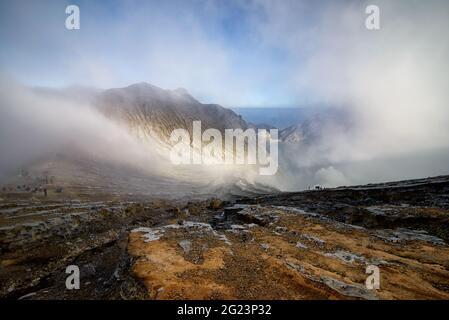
(124, 82, 162, 91)
(172, 87, 190, 96)
(97, 82, 248, 145)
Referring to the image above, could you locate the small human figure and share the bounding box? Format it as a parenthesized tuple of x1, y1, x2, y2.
(44, 188, 47, 197)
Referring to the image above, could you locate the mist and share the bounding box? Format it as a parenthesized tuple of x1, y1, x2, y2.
(0, 75, 264, 193)
(0, 75, 169, 183)
(1, 0, 448, 191)
(250, 0, 449, 189)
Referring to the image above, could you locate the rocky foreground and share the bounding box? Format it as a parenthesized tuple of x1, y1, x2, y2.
(1, 176, 449, 299)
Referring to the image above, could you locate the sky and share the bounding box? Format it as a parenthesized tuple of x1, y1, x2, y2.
(1, 0, 446, 107)
(0, 0, 295, 106)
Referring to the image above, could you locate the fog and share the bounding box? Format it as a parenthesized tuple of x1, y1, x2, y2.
(0, 75, 170, 182)
(0, 75, 262, 191)
(251, 0, 449, 189)
(1, 0, 448, 191)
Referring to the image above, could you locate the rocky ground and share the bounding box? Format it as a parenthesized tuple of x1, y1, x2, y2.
(1, 175, 449, 300)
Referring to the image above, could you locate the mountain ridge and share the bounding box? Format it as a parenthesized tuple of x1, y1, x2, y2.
(96, 82, 249, 145)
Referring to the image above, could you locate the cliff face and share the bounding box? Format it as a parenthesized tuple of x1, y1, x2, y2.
(96, 83, 248, 145)
(0, 83, 271, 199)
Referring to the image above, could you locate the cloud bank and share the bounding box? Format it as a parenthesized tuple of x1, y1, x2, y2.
(0, 75, 169, 181)
(1, 0, 448, 190)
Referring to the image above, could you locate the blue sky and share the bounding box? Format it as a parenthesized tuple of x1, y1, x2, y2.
(1, 0, 448, 110)
(0, 0, 328, 106)
(0, 0, 282, 104)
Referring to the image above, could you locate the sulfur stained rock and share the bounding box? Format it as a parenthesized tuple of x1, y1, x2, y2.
(2, 175, 449, 300)
(209, 199, 225, 210)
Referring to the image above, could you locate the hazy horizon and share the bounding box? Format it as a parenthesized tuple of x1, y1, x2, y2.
(1, 0, 449, 191)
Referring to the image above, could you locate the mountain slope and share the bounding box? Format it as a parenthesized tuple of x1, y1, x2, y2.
(96, 82, 248, 145)
(0, 82, 275, 199)
(280, 110, 351, 144)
